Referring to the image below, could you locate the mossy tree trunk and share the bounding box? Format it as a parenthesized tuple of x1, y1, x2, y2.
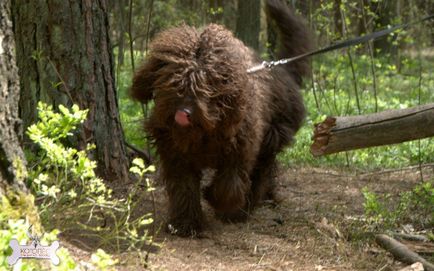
(12, 0, 130, 182)
(0, 0, 27, 194)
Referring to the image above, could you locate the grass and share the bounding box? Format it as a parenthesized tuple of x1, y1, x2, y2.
(116, 50, 434, 171)
(281, 51, 434, 170)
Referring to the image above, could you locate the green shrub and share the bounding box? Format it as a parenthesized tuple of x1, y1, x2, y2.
(27, 103, 110, 213)
(16, 102, 158, 269)
(362, 181, 434, 229)
(279, 53, 434, 170)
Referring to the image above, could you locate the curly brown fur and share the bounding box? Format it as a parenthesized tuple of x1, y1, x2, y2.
(131, 0, 312, 237)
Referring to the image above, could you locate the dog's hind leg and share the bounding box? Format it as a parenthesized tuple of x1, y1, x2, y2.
(161, 159, 204, 237)
(250, 119, 295, 207)
(249, 154, 279, 207)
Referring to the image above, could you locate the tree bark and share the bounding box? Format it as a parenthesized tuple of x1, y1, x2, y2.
(371, 1, 398, 56)
(222, 0, 238, 32)
(376, 234, 434, 271)
(236, 0, 261, 51)
(115, 0, 127, 66)
(0, 0, 27, 194)
(209, 0, 224, 23)
(12, 0, 130, 182)
(311, 103, 434, 156)
(333, 0, 343, 38)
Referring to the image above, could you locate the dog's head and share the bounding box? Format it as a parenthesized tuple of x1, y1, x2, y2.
(131, 24, 252, 138)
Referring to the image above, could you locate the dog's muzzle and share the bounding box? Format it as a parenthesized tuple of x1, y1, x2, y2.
(175, 108, 192, 127)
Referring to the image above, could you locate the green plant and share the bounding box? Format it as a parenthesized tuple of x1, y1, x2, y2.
(23, 102, 158, 268)
(129, 158, 156, 192)
(0, 194, 79, 271)
(0, 194, 41, 271)
(362, 180, 434, 229)
(361, 187, 386, 226)
(0, 212, 120, 271)
(278, 53, 434, 170)
(90, 249, 119, 271)
(27, 102, 112, 221)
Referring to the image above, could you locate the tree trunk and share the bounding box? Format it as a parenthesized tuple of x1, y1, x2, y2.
(371, 1, 398, 56)
(12, 0, 130, 182)
(236, 0, 261, 51)
(334, 0, 343, 38)
(209, 0, 224, 23)
(311, 103, 434, 156)
(115, 0, 127, 66)
(222, 0, 238, 32)
(0, 0, 27, 194)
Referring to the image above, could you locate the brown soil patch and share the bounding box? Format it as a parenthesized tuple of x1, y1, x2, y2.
(67, 166, 434, 271)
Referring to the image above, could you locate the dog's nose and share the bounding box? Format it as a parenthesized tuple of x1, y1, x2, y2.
(175, 108, 191, 127)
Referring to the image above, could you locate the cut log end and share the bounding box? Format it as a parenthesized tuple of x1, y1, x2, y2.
(309, 104, 434, 157)
(310, 116, 336, 157)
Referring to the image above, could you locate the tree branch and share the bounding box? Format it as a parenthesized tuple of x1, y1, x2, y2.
(125, 141, 152, 165)
(376, 234, 434, 271)
(311, 103, 434, 156)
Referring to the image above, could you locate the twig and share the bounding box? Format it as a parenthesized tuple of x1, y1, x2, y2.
(124, 141, 152, 164)
(340, 8, 361, 114)
(417, 36, 424, 183)
(358, 163, 434, 177)
(47, 58, 74, 103)
(143, 0, 155, 161)
(359, 0, 378, 113)
(144, 0, 154, 55)
(69, 238, 93, 251)
(127, 0, 135, 72)
(317, 69, 334, 113)
(310, 61, 320, 111)
(299, 163, 434, 179)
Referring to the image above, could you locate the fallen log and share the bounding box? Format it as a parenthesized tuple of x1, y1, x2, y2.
(376, 234, 434, 271)
(398, 262, 424, 271)
(311, 103, 434, 156)
(393, 233, 431, 243)
(400, 240, 434, 256)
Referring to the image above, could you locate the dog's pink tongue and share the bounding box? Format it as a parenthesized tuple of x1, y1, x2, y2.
(175, 110, 191, 126)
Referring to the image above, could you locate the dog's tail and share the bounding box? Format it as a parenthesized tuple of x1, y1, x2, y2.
(266, 0, 312, 85)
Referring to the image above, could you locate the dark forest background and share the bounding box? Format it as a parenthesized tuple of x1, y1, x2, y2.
(111, 0, 434, 170)
(0, 1, 433, 270)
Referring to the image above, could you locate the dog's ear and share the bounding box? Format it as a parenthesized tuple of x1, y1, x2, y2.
(130, 57, 165, 103)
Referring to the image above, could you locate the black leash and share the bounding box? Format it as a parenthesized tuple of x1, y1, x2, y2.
(247, 14, 434, 74)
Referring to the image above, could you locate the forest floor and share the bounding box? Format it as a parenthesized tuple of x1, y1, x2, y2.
(66, 165, 434, 271)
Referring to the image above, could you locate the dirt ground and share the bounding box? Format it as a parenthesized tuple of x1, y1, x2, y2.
(66, 165, 434, 271)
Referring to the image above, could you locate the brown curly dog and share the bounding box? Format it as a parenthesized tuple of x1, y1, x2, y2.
(131, 0, 312, 236)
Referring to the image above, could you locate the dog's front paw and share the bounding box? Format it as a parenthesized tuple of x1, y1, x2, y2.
(166, 218, 203, 237)
(203, 176, 247, 213)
